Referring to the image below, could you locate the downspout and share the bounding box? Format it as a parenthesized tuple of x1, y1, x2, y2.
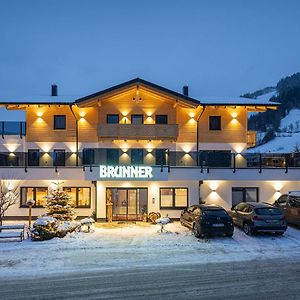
(196, 105, 206, 165)
(69, 105, 79, 166)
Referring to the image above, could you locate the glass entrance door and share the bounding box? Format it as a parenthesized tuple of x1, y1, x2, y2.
(107, 188, 148, 221)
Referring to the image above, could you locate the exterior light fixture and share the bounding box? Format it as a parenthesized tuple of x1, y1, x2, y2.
(132, 85, 142, 103)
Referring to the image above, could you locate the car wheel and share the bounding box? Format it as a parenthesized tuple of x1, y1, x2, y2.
(193, 223, 202, 238)
(243, 222, 253, 236)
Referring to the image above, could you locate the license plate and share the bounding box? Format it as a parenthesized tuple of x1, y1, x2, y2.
(212, 223, 224, 227)
(266, 220, 279, 223)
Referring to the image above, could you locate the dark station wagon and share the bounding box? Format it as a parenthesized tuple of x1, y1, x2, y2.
(180, 204, 234, 238)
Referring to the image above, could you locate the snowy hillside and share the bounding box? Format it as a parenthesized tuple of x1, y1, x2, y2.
(248, 108, 300, 153)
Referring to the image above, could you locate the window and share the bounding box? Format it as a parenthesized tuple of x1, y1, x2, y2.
(232, 187, 259, 207)
(63, 187, 91, 208)
(28, 149, 40, 166)
(53, 149, 65, 166)
(106, 149, 119, 165)
(155, 114, 168, 124)
(209, 116, 221, 130)
(131, 114, 144, 125)
(106, 114, 119, 124)
(155, 149, 167, 165)
(54, 115, 66, 130)
(160, 188, 188, 209)
(83, 148, 95, 165)
(131, 149, 144, 165)
(20, 187, 48, 208)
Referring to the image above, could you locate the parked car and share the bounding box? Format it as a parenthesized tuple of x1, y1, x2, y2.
(228, 202, 287, 235)
(180, 204, 234, 238)
(274, 191, 300, 226)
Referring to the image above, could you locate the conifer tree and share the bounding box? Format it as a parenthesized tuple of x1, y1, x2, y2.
(45, 180, 76, 221)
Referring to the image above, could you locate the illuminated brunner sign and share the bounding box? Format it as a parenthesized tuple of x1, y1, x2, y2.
(99, 165, 153, 179)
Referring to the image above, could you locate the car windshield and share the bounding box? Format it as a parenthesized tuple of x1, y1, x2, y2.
(255, 208, 282, 215)
(203, 209, 228, 217)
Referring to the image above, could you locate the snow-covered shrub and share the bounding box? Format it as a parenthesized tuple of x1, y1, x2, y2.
(31, 216, 59, 241)
(32, 217, 80, 241)
(56, 221, 81, 238)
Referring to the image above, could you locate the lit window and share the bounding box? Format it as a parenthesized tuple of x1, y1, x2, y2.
(63, 187, 91, 208)
(160, 188, 188, 209)
(20, 187, 48, 208)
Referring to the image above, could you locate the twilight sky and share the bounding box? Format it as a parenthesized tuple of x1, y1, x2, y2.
(0, 0, 300, 99)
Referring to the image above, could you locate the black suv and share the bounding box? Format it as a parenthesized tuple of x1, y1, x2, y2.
(180, 204, 234, 238)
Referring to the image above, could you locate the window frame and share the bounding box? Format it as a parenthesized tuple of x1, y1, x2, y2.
(106, 149, 119, 165)
(20, 187, 48, 208)
(53, 149, 66, 166)
(131, 114, 144, 125)
(159, 187, 188, 209)
(53, 115, 66, 130)
(209, 116, 222, 131)
(155, 114, 168, 124)
(27, 149, 40, 166)
(106, 114, 119, 124)
(232, 187, 259, 208)
(63, 187, 91, 208)
(131, 149, 144, 165)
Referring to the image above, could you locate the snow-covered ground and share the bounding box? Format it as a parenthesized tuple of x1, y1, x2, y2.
(248, 108, 300, 153)
(1, 222, 300, 279)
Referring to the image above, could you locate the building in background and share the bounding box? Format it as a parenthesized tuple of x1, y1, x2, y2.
(0, 78, 298, 221)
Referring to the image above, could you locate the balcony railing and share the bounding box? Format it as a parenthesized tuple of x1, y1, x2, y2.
(98, 124, 179, 140)
(0, 122, 26, 137)
(0, 150, 299, 170)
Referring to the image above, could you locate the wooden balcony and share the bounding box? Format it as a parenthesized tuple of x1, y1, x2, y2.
(247, 131, 257, 148)
(98, 124, 179, 140)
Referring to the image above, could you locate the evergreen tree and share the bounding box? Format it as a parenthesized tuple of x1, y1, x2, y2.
(45, 181, 76, 221)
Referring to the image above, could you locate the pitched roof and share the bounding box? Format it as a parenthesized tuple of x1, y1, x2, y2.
(74, 77, 200, 107)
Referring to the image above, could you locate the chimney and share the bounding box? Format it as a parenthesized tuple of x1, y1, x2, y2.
(51, 84, 58, 96)
(182, 85, 189, 96)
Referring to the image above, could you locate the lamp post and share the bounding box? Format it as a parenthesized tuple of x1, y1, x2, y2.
(26, 199, 35, 228)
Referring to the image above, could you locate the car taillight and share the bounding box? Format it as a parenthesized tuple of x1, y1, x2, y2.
(252, 216, 264, 221)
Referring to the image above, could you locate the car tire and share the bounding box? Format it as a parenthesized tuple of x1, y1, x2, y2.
(193, 223, 202, 238)
(243, 222, 253, 236)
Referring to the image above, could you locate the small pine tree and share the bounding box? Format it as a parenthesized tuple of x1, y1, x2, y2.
(45, 181, 76, 221)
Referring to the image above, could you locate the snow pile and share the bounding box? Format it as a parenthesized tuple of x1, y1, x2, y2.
(33, 216, 57, 226)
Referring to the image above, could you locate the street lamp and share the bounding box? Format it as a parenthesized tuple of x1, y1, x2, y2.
(26, 199, 35, 228)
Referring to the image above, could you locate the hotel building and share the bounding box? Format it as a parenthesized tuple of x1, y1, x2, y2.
(1, 78, 299, 221)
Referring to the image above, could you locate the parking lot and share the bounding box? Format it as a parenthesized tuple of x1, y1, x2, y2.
(1, 221, 300, 279)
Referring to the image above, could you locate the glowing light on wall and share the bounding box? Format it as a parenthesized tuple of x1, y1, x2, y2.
(37, 111, 43, 117)
(3, 143, 20, 152)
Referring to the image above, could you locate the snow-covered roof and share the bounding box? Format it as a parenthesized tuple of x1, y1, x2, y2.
(199, 96, 279, 106)
(0, 95, 79, 104)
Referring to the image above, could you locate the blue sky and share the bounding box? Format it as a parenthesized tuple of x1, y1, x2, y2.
(0, 0, 300, 99)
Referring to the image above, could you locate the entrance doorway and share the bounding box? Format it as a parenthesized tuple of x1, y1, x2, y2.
(106, 188, 148, 221)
